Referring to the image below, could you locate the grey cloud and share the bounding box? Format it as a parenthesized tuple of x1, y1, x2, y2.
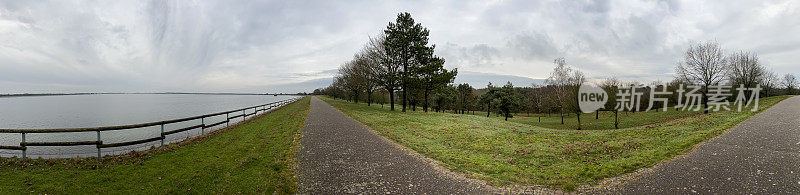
(1, 0, 799, 93)
(581, 0, 611, 13)
(506, 32, 560, 60)
(438, 43, 502, 68)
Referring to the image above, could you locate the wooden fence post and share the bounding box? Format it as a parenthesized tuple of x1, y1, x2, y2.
(96, 131, 101, 160)
(21, 133, 26, 159)
(160, 124, 165, 146)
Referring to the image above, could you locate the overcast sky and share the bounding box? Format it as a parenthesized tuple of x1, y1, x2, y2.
(1, 0, 798, 93)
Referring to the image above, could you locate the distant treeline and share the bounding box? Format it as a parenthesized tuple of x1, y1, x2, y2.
(317, 14, 799, 129)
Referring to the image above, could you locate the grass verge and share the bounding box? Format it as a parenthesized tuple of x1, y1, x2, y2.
(0, 97, 310, 194)
(320, 95, 792, 191)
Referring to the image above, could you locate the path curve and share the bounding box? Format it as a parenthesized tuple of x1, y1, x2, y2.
(297, 97, 489, 194)
(601, 96, 800, 194)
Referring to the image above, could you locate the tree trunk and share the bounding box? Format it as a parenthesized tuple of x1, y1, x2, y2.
(389, 90, 395, 111)
(402, 89, 406, 112)
(367, 91, 372, 106)
(560, 110, 564, 124)
(486, 103, 491, 117)
(423, 89, 429, 112)
(703, 88, 709, 114)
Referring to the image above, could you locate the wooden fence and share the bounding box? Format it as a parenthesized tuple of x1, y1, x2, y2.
(0, 97, 302, 159)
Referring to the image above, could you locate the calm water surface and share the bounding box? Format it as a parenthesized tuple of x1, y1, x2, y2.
(0, 94, 299, 158)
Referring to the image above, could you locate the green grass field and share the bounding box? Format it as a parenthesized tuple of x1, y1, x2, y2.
(0, 97, 310, 194)
(320, 95, 792, 190)
(346, 100, 703, 130)
(508, 108, 703, 130)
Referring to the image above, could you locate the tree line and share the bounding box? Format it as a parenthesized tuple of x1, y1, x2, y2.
(318, 19, 800, 129)
(320, 12, 457, 112)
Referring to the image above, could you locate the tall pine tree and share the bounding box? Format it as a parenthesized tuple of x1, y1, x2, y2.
(415, 55, 457, 112)
(384, 12, 432, 112)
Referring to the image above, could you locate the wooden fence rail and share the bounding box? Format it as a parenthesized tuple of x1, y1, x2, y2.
(0, 97, 301, 159)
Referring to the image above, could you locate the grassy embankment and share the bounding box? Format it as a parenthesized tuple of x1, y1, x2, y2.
(320, 95, 792, 190)
(0, 97, 310, 194)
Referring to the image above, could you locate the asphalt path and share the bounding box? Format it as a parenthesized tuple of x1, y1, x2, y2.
(604, 96, 800, 194)
(296, 97, 489, 194)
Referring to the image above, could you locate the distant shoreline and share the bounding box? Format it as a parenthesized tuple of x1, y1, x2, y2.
(0, 92, 305, 98)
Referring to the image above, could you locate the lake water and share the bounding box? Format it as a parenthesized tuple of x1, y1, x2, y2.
(0, 94, 299, 158)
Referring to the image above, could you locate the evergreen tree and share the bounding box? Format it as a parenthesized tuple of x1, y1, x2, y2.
(384, 12, 433, 112)
(496, 82, 522, 121)
(433, 85, 457, 112)
(456, 83, 474, 114)
(414, 56, 457, 112)
(479, 83, 498, 117)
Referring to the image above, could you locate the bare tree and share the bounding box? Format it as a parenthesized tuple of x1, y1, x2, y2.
(325, 77, 346, 100)
(675, 40, 727, 114)
(539, 86, 558, 116)
(599, 77, 621, 105)
(528, 84, 544, 122)
(783, 73, 798, 95)
(570, 69, 585, 129)
(599, 76, 621, 121)
(368, 35, 402, 111)
(727, 51, 765, 100)
(761, 70, 780, 96)
(353, 51, 380, 106)
(546, 58, 570, 124)
(546, 57, 584, 125)
(338, 60, 366, 103)
(600, 77, 623, 128)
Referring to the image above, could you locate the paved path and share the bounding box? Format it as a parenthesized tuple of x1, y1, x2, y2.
(605, 96, 800, 194)
(297, 97, 488, 194)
